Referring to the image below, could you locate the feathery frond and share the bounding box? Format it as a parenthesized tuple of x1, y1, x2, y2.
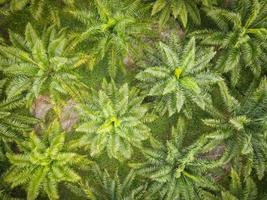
(0, 96, 37, 141)
(76, 164, 148, 200)
(5, 0, 75, 25)
(150, 0, 217, 27)
(221, 168, 258, 200)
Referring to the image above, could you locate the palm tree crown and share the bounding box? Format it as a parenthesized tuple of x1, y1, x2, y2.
(192, 0, 267, 84)
(4, 121, 91, 200)
(136, 36, 221, 117)
(76, 80, 152, 160)
(68, 0, 150, 77)
(0, 23, 88, 105)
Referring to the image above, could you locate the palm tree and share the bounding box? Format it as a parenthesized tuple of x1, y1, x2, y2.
(76, 80, 153, 161)
(136, 36, 221, 117)
(203, 79, 267, 179)
(68, 0, 151, 77)
(4, 120, 91, 200)
(130, 118, 221, 200)
(0, 23, 89, 106)
(192, 0, 267, 85)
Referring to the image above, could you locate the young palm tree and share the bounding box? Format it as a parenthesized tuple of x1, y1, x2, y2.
(150, 0, 217, 27)
(0, 23, 89, 106)
(136, 36, 221, 117)
(76, 80, 153, 161)
(68, 0, 151, 77)
(4, 120, 91, 200)
(203, 79, 267, 179)
(130, 118, 221, 200)
(192, 0, 267, 85)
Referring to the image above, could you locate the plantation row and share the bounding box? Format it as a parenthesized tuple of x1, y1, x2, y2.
(0, 0, 266, 200)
